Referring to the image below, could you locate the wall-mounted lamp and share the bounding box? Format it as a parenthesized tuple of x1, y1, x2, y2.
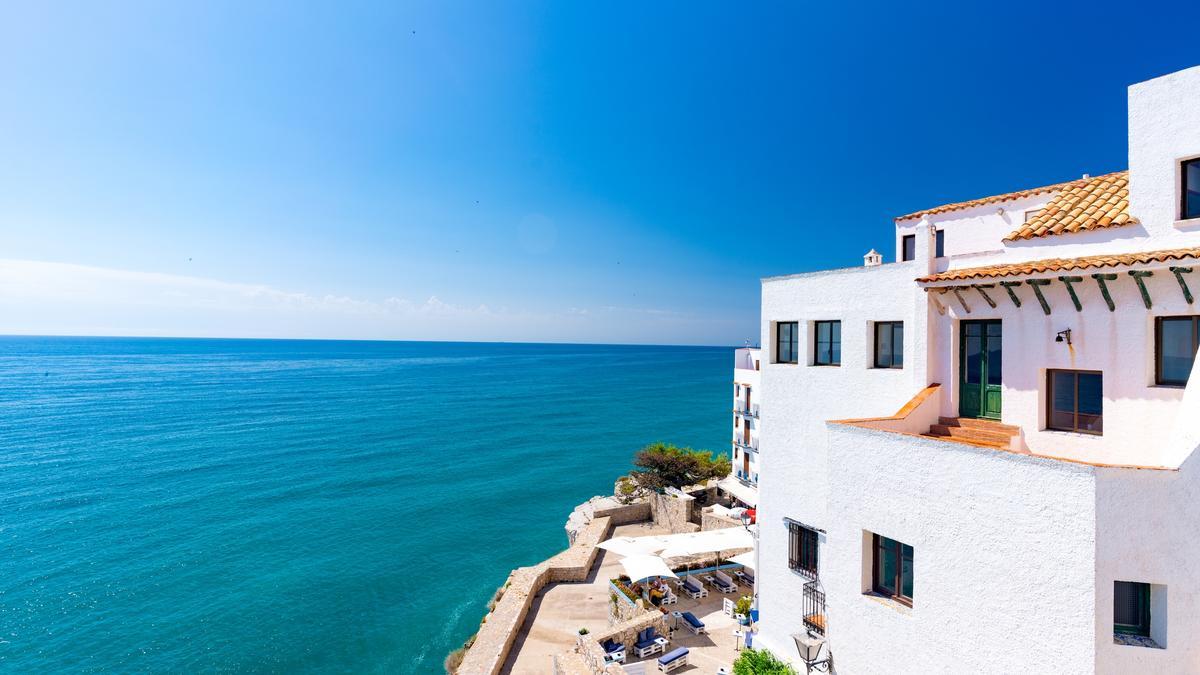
(1055, 329, 1072, 345)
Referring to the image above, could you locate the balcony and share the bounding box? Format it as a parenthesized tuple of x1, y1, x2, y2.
(733, 437, 758, 452)
(802, 580, 827, 635)
(733, 405, 759, 419)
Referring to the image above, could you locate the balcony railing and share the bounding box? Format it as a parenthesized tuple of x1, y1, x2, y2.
(733, 406, 759, 419)
(803, 579, 826, 636)
(733, 438, 758, 451)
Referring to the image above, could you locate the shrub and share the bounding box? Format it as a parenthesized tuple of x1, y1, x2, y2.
(628, 442, 731, 492)
(734, 596, 753, 617)
(578, 627, 589, 635)
(732, 648, 797, 675)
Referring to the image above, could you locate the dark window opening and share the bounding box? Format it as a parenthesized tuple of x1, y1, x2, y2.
(1114, 581, 1151, 637)
(1157, 316, 1199, 386)
(776, 322, 798, 364)
(901, 234, 916, 261)
(788, 522, 819, 578)
(874, 322, 904, 369)
(1047, 370, 1103, 434)
(814, 320, 840, 366)
(1183, 158, 1200, 221)
(935, 229, 945, 258)
(872, 534, 913, 605)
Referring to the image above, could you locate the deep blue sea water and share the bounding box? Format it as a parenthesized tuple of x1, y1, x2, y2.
(0, 337, 729, 673)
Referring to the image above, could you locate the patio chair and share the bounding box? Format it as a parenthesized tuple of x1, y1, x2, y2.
(713, 571, 737, 593)
(634, 627, 665, 658)
(600, 638, 623, 655)
(660, 587, 677, 606)
(680, 611, 706, 635)
(657, 646, 689, 673)
(681, 577, 708, 599)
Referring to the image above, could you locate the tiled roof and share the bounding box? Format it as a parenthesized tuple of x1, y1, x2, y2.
(1004, 171, 1134, 241)
(916, 247, 1200, 283)
(895, 177, 1077, 222)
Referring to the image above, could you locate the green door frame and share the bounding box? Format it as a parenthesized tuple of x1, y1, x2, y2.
(959, 319, 1002, 419)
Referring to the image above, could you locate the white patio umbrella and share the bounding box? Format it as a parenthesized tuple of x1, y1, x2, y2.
(727, 550, 755, 571)
(619, 554, 679, 583)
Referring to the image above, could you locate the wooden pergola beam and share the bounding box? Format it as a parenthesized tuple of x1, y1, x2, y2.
(1059, 276, 1084, 312)
(951, 287, 972, 314)
(929, 289, 947, 315)
(1170, 266, 1194, 304)
(998, 281, 1023, 308)
(1091, 273, 1117, 312)
(1129, 270, 1154, 309)
(972, 284, 997, 309)
(1026, 279, 1053, 315)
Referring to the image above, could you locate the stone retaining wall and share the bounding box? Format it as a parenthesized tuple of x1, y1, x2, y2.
(455, 515, 615, 675)
(572, 607, 668, 675)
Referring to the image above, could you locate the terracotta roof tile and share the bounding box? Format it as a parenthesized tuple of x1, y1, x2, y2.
(916, 247, 1200, 283)
(895, 177, 1077, 222)
(1004, 171, 1135, 241)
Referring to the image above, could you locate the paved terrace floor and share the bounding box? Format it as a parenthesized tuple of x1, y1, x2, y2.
(501, 521, 748, 674)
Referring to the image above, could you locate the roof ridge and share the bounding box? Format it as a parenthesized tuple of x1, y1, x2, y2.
(895, 170, 1128, 223)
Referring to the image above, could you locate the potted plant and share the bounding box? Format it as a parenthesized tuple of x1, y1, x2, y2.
(733, 596, 753, 625)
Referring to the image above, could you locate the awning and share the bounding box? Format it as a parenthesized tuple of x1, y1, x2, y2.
(717, 476, 759, 507)
(619, 554, 679, 583)
(597, 534, 675, 557)
(659, 526, 755, 559)
(727, 551, 755, 571)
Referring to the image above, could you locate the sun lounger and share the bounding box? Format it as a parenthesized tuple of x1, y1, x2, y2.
(680, 611, 706, 635)
(657, 647, 689, 673)
(634, 627, 665, 658)
(681, 577, 708, 599)
(713, 571, 737, 593)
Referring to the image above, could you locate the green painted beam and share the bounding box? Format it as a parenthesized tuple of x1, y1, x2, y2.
(1170, 266, 1194, 304)
(1129, 270, 1154, 309)
(972, 284, 997, 309)
(1026, 279, 1052, 315)
(951, 287, 971, 314)
(998, 281, 1022, 308)
(1091, 273, 1117, 312)
(1058, 276, 1084, 312)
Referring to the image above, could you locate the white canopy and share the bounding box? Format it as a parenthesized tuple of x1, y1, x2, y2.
(717, 476, 759, 507)
(597, 534, 675, 557)
(659, 526, 754, 559)
(619, 554, 680, 583)
(727, 551, 756, 571)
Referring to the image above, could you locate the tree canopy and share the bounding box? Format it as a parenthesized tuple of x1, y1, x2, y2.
(628, 442, 730, 492)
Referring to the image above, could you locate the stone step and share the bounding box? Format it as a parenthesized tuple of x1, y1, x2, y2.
(928, 424, 1014, 445)
(937, 416, 1020, 434)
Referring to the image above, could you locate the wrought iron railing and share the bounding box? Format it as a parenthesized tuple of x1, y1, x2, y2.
(803, 579, 826, 635)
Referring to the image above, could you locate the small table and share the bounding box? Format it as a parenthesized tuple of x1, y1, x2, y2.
(732, 628, 744, 651)
(654, 636, 670, 654)
(671, 610, 683, 632)
(702, 574, 717, 587)
(717, 668, 731, 675)
(604, 649, 626, 664)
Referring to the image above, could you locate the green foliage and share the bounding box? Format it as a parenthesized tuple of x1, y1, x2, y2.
(732, 648, 798, 675)
(578, 627, 589, 635)
(734, 596, 753, 617)
(629, 442, 731, 492)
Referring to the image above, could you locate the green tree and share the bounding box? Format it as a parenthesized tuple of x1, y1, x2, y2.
(732, 648, 798, 675)
(628, 442, 730, 492)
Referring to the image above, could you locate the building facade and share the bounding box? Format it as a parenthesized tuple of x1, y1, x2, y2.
(754, 65, 1200, 673)
(731, 347, 762, 490)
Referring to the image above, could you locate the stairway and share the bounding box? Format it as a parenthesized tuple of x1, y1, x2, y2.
(926, 416, 1020, 448)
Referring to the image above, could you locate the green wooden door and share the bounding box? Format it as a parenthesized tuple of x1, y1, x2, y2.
(959, 320, 1002, 419)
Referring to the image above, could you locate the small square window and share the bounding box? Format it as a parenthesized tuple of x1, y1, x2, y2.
(1156, 316, 1199, 386)
(1047, 369, 1103, 434)
(1183, 158, 1200, 221)
(776, 322, 799, 364)
(813, 321, 840, 366)
(874, 322, 903, 369)
(871, 533, 913, 605)
(901, 235, 916, 261)
(1114, 581, 1150, 637)
(788, 522, 819, 578)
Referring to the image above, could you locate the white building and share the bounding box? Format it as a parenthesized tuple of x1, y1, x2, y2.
(721, 347, 762, 509)
(754, 65, 1200, 674)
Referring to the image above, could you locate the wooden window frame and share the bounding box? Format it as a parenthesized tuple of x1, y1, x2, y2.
(1155, 315, 1200, 386)
(1046, 369, 1103, 435)
(901, 234, 916, 262)
(776, 321, 799, 364)
(1182, 157, 1200, 221)
(871, 534, 913, 606)
(813, 320, 840, 366)
(934, 229, 945, 258)
(1114, 581, 1151, 637)
(873, 321, 904, 369)
(788, 522, 819, 579)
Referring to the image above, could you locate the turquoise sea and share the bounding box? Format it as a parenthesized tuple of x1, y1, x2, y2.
(0, 337, 729, 673)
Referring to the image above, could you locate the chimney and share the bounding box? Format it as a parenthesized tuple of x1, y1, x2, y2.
(864, 249, 883, 267)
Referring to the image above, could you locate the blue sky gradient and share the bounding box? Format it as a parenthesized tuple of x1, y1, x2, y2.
(2, 1, 1199, 344)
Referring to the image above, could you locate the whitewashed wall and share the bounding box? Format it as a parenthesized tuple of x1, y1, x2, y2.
(755, 243, 932, 661)
(1129, 65, 1200, 240)
(823, 425, 1098, 675)
(733, 352, 762, 483)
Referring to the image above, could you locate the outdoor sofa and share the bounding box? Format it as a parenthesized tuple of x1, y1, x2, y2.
(657, 647, 689, 673)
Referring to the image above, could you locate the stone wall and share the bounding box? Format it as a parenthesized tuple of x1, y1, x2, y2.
(701, 509, 741, 531)
(571, 607, 669, 675)
(565, 496, 651, 544)
(649, 491, 699, 533)
(455, 515, 615, 675)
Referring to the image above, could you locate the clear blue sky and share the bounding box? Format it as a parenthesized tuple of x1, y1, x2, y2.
(2, 1, 1198, 345)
